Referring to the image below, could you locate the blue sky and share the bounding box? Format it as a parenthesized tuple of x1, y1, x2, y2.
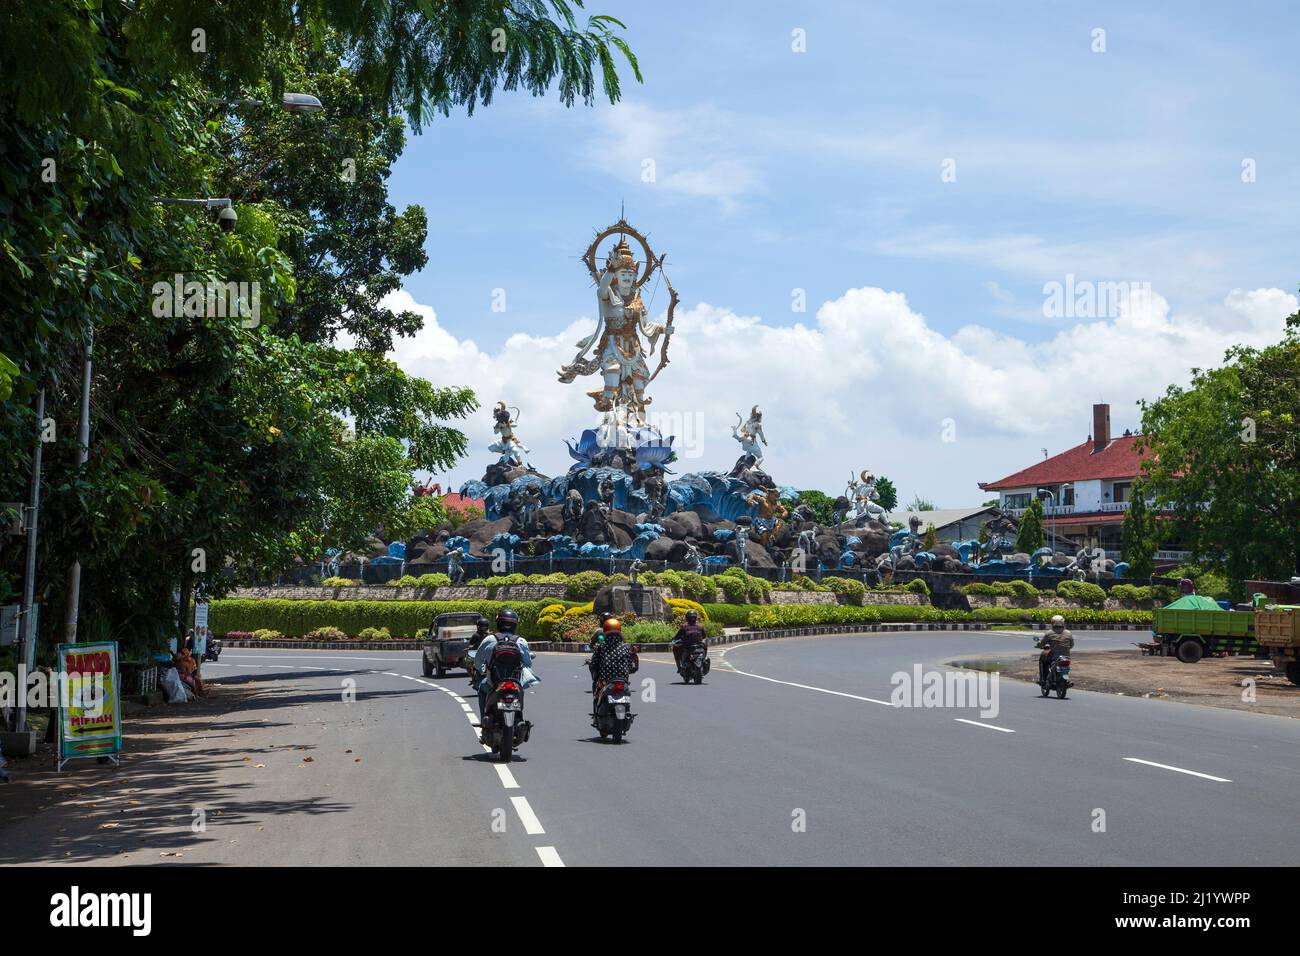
(377, 0, 1299, 504)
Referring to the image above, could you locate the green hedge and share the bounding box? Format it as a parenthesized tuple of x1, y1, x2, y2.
(209, 599, 552, 639)
(701, 603, 766, 627)
(745, 604, 1153, 630)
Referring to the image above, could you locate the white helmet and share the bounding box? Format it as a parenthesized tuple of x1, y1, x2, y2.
(1050, 614, 1065, 629)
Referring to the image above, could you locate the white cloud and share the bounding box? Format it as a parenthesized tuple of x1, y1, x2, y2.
(377, 284, 1294, 505)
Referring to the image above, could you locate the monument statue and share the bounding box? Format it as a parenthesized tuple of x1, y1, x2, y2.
(489, 402, 529, 467)
(732, 406, 767, 465)
(557, 218, 678, 446)
(845, 469, 887, 524)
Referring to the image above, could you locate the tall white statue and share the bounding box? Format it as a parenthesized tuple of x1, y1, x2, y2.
(557, 219, 678, 446)
(732, 405, 767, 465)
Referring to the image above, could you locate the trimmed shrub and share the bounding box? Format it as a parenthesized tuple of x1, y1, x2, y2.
(416, 573, 452, 588)
(822, 576, 866, 605)
(252, 628, 284, 641)
(357, 626, 391, 641)
(744, 603, 1151, 630)
(1108, 583, 1152, 605)
(565, 570, 610, 599)
(625, 621, 675, 644)
(321, 576, 358, 587)
(303, 626, 347, 641)
(1055, 580, 1107, 606)
(663, 596, 708, 623)
(903, 578, 930, 596)
(700, 603, 765, 627)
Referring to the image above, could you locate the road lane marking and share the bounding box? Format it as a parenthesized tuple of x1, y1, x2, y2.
(723, 667, 894, 706)
(494, 765, 519, 789)
(1123, 757, 1232, 783)
(511, 796, 545, 835)
(954, 718, 1015, 734)
(535, 846, 565, 867)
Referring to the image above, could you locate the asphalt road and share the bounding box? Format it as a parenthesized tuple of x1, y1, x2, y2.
(12, 629, 1298, 866)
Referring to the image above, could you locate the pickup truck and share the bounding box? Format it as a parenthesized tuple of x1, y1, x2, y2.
(1255, 606, 1300, 686)
(421, 612, 485, 679)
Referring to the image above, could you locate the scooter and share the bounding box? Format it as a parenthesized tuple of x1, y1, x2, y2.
(676, 641, 709, 684)
(1037, 648, 1072, 699)
(592, 678, 636, 743)
(481, 678, 532, 763)
(202, 637, 222, 662)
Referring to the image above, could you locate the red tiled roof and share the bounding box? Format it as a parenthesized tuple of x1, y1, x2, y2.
(979, 435, 1149, 491)
(441, 492, 484, 510)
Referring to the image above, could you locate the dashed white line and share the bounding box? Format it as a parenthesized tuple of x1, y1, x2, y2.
(535, 846, 565, 867)
(1123, 757, 1232, 783)
(494, 765, 520, 789)
(954, 718, 1015, 734)
(511, 796, 545, 835)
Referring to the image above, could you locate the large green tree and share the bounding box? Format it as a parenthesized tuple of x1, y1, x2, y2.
(1136, 326, 1300, 592)
(0, 1, 640, 659)
(1015, 498, 1045, 554)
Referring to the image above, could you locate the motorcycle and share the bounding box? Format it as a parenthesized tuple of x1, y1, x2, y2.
(481, 678, 532, 763)
(1037, 647, 1072, 699)
(202, 637, 222, 662)
(592, 678, 636, 743)
(676, 641, 709, 684)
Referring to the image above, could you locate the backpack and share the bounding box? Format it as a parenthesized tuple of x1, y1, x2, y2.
(489, 635, 523, 685)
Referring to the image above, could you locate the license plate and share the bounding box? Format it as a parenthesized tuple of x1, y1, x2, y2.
(614, 705, 626, 718)
(498, 701, 521, 710)
(504, 711, 516, 726)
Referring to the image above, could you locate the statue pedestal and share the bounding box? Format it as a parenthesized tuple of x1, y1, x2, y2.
(608, 584, 670, 622)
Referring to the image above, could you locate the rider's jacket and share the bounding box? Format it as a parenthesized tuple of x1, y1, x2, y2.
(674, 623, 706, 646)
(1039, 628, 1074, 658)
(594, 639, 635, 683)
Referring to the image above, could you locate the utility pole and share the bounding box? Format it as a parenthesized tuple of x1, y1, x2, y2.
(62, 328, 93, 643)
(14, 389, 46, 734)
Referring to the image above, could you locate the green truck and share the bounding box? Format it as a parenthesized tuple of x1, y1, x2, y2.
(1151, 594, 1259, 664)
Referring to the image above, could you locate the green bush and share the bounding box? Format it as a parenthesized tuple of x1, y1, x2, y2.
(822, 576, 866, 605)
(1108, 583, 1153, 605)
(904, 578, 930, 596)
(744, 603, 1151, 630)
(358, 626, 391, 641)
(1055, 580, 1107, 606)
(303, 626, 347, 641)
(321, 576, 358, 587)
(716, 567, 768, 604)
(624, 621, 675, 644)
(416, 573, 452, 588)
(564, 570, 610, 599)
(252, 628, 284, 641)
(700, 603, 765, 627)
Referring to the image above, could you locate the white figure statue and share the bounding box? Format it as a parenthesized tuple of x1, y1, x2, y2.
(489, 401, 530, 467)
(732, 406, 767, 465)
(845, 469, 887, 524)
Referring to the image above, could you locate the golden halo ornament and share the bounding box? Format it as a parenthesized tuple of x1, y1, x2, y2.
(583, 218, 658, 288)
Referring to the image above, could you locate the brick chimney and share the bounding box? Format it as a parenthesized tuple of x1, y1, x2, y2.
(1092, 403, 1111, 452)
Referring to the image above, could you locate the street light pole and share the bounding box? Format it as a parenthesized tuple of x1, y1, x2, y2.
(14, 389, 45, 733)
(62, 328, 93, 644)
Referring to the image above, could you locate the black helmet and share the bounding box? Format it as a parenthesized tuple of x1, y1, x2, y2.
(495, 607, 519, 632)
(684, 610, 699, 624)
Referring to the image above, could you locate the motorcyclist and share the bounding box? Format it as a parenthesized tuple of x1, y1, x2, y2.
(1036, 614, 1074, 685)
(473, 608, 537, 739)
(671, 610, 707, 672)
(590, 617, 637, 715)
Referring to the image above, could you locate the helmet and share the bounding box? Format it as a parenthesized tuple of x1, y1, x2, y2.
(1050, 614, 1065, 630)
(603, 616, 622, 635)
(684, 610, 699, 624)
(495, 607, 520, 632)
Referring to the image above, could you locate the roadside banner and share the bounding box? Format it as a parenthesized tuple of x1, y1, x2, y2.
(194, 601, 209, 657)
(56, 640, 122, 771)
